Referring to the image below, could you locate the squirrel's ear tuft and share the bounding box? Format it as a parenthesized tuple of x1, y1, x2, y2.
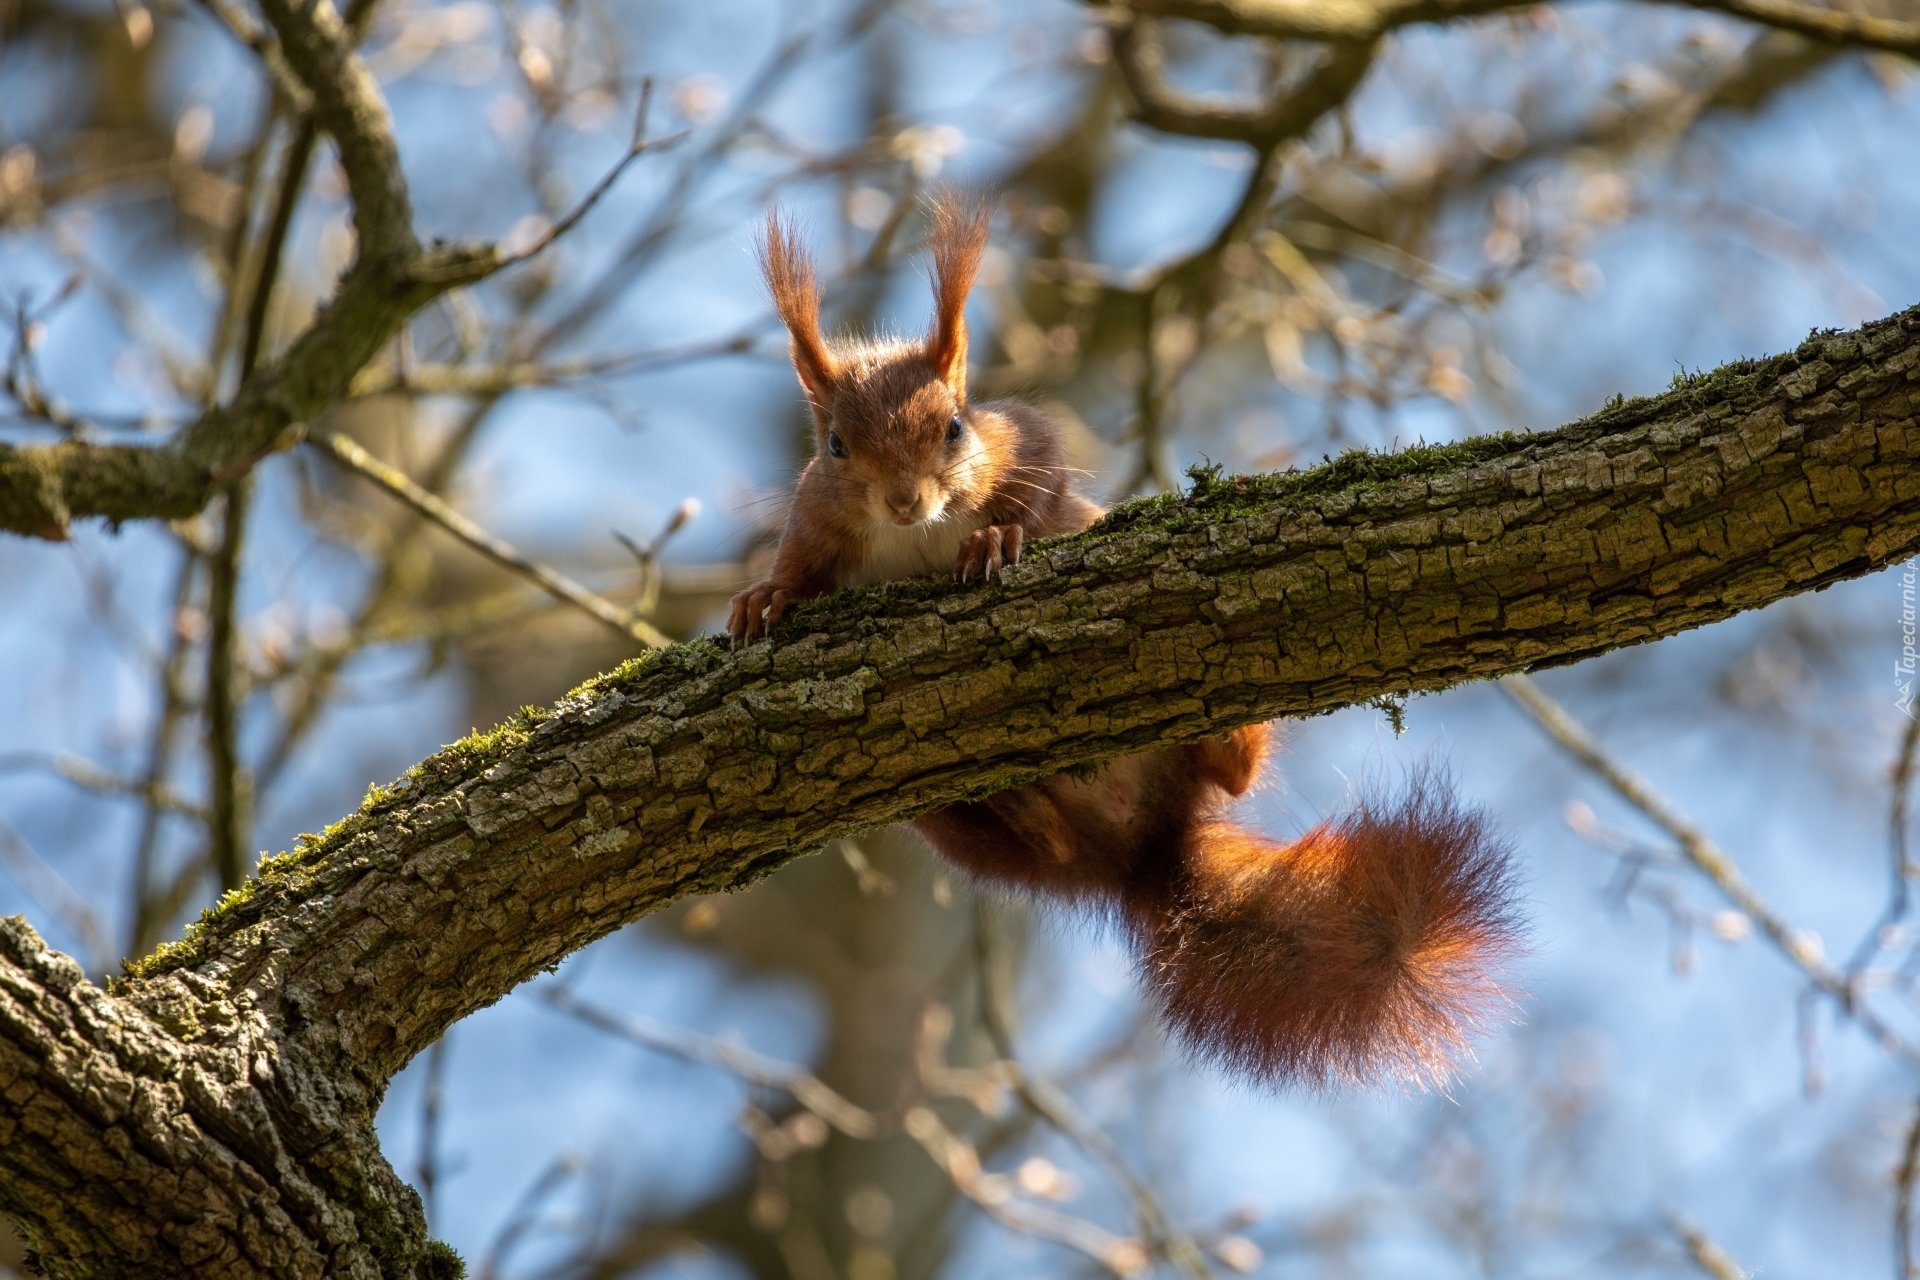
(760, 210, 838, 409)
(925, 193, 989, 399)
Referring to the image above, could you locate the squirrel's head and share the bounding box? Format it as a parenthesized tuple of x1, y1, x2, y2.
(761, 196, 994, 530)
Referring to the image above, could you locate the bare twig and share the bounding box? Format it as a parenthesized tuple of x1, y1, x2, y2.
(2, 280, 88, 429)
(234, 120, 321, 386)
(1502, 674, 1920, 1069)
(308, 429, 671, 649)
(1848, 715, 1920, 975)
(475, 1153, 583, 1280)
(204, 481, 252, 891)
(1671, 1216, 1748, 1280)
(1683, 0, 1920, 56)
(612, 497, 701, 620)
(543, 985, 1158, 1275)
(346, 332, 759, 399)
(460, 81, 689, 280)
(190, 0, 312, 112)
(1108, 14, 1378, 147)
(200, 84, 317, 893)
(534, 27, 817, 349)
(0, 752, 206, 821)
(899, 1099, 1147, 1275)
(538, 985, 879, 1138)
(1898, 1094, 1920, 1280)
(253, 412, 498, 791)
(0, 819, 111, 973)
(1106, 0, 1920, 57)
(126, 548, 204, 961)
(973, 902, 1215, 1279)
(416, 1034, 450, 1228)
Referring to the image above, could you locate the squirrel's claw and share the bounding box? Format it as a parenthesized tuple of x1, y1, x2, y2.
(726, 581, 801, 644)
(954, 522, 1024, 583)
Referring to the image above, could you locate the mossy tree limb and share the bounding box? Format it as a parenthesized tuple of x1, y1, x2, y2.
(0, 243, 504, 540)
(4, 304, 1920, 1277)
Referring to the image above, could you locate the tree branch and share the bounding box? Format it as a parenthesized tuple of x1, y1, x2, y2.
(0, 250, 483, 539)
(0, 0, 637, 543)
(4, 303, 1920, 1277)
(1108, 0, 1920, 56)
(1502, 673, 1920, 1066)
(1688, 0, 1920, 56)
(0, 917, 429, 1279)
(1108, 15, 1379, 145)
(243, 0, 415, 258)
(308, 429, 672, 649)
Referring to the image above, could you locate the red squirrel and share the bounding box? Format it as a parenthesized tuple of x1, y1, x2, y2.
(728, 197, 1521, 1087)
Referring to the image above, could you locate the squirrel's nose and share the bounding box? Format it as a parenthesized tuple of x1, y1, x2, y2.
(888, 495, 918, 520)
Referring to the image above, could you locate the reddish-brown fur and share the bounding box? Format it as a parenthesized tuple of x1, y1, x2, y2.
(927, 198, 988, 393)
(729, 196, 1522, 1087)
(760, 211, 838, 413)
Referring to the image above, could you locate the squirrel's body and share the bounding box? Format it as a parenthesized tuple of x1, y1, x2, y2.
(730, 198, 1520, 1088)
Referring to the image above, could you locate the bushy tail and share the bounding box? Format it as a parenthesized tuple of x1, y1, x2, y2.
(1140, 774, 1523, 1089)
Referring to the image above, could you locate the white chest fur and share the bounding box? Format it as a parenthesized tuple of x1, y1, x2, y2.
(842, 514, 973, 588)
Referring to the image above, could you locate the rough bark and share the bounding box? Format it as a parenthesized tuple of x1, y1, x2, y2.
(4, 304, 1919, 1277)
(0, 921, 430, 1278)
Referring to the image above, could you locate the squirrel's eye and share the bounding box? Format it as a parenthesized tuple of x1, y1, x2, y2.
(827, 432, 847, 458)
(946, 415, 965, 445)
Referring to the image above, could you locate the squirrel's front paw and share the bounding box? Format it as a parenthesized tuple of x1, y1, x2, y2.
(954, 523, 1024, 583)
(727, 580, 809, 643)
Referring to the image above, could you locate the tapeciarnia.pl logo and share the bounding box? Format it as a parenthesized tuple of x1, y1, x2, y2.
(1900, 557, 1918, 721)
